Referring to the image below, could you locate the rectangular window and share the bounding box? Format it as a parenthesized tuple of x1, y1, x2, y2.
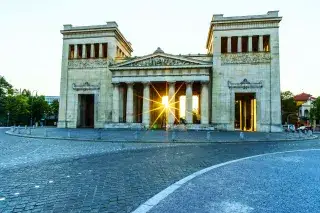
(102, 43, 108, 58)
(263, 35, 270, 52)
(241, 36, 248, 52)
(221, 37, 228, 53)
(86, 44, 91, 58)
(69, 45, 74, 59)
(77, 45, 82, 58)
(252, 36, 259, 52)
(231, 37, 238, 53)
(94, 43, 99, 58)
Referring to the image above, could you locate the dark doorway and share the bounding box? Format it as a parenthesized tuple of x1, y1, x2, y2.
(235, 93, 256, 131)
(78, 94, 94, 128)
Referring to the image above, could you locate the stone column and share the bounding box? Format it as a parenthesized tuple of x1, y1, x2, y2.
(237, 36, 242, 53)
(200, 81, 209, 124)
(90, 44, 95, 58)
(185, 81, 193, 124)
(82, 44, 86, 58)
(248, 36, 252, 52)
(126, 83, 134, 123)
(259, 35, 263, 51)
(227, 37, 231, 53)
(99, 43, 103, 58)
(243, 100, 247, 130)
(112, 83, 120, 123)
(142, 82, 150, 128)
(168, 81, 176, 125)
(239, 100, 242, 129)
(74, 45, 78, 59)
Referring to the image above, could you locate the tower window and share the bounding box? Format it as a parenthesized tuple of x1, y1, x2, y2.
(242, 36, 248, 52)
(69, 45, 74, 59)
(263, 35, 270, 52)
(231, 37, 238, 53)
(94, 43, 99, 58)
(221, 37, 228, 53)
(86, 44, 91, 58)
(252, 36, 259, 52)
(102, 43, 108, 58)
(77, 45, 82, 58)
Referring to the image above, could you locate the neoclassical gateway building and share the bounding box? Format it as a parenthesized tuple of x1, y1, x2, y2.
(58, 11, 282, 132)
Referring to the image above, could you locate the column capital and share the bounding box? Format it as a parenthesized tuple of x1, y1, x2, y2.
(168, 81, 176, 86)
(112, 82, 120, 86)
(185, 81, 194, 85)
(200, 81, 209, 85)
(143, 81, 151, 86)
(126, 82, 134, 86)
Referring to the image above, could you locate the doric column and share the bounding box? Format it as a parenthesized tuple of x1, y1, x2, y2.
(237, 36, 242, 53)
(82, 44, 86, 58)
(259, 35, 263, 51)
(168, 81, 176, 125)
(185, 81, 193, 124)
(200, 81, 209, 124)
(99, 43, 103, 58)
(227, 37, 231, 53)
(126, 83, 134, 123)
(74, 45, 78, 59)
(248, 36, 252, 52)
(142, 82, 150, 128)
(90, 44, 95, 58)
(112, 83, 120, 123)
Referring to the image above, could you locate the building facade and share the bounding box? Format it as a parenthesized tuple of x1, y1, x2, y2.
(58, 11, 282, 132)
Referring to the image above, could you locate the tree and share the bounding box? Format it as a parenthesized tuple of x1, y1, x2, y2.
(5, 95, 30, 126)
(28, 95, 50, 125)
(50, 99, 59, 118)
(0, 76, 13, 126)
(281, 91, 298, 124)
(310, 97, 320, 123)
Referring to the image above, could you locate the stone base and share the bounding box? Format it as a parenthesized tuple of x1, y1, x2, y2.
(104, 123, 145, 130)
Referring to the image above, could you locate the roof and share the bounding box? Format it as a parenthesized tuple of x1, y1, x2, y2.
(294, 93, 316, 101)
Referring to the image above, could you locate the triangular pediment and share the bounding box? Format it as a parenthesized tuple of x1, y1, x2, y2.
(110, 51, 211, 70)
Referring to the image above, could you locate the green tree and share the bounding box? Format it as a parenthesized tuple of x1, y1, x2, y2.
(5, 95, 30, 126)
(310, 97, 320, 123)
(281, 91, 298, 124)
(50, 99, 59, 117)
(0, 76, 13, 125)
(29, 95, 50, 125)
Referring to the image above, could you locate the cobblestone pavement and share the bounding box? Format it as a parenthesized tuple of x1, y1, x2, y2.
(0, 128, 320, 212)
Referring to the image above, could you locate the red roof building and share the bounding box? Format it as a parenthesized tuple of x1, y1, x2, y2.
(294, 93, 316, 102)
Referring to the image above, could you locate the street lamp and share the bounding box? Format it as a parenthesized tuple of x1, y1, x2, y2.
(30, 90, 38, 127)
(7, 112, 9, 127)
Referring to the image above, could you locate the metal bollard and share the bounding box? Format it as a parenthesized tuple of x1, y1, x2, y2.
(308, 130, 313, 137)
(68, 130, 71, 138)
(171, 131, 176, 141)
(25, 125, 27, 130)
(134, 131, 138, 140)
(299, 130, 303, 138)
(44, 129, 47, 137)
(97, 129, 102, 140)
(33, 125, 35, 129)
(265, 133, 270, 140)
(206, 131, 211, 141)
(240, 132, 244, 140)
(28, 128, 31, 135)
(18, 128, 21, 134)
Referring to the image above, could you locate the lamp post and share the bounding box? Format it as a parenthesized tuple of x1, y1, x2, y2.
(7, 112, 10, 127)
(30, 90, 38, 127)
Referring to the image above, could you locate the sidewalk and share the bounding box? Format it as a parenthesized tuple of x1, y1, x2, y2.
(6, 127, 318, 143)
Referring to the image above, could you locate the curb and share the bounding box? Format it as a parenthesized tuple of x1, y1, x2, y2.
(5, 130, 318, 144)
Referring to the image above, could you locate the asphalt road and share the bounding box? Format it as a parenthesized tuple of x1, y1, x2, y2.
(0, 128, 319, 213)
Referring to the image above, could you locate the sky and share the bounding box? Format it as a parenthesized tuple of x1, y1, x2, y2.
(0, 0, 319, 97)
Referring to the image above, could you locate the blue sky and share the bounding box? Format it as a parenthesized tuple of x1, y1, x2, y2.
(1, 0, 319, 96)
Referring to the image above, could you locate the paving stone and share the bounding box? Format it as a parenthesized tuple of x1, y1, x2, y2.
(0, 129, 319, 212)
